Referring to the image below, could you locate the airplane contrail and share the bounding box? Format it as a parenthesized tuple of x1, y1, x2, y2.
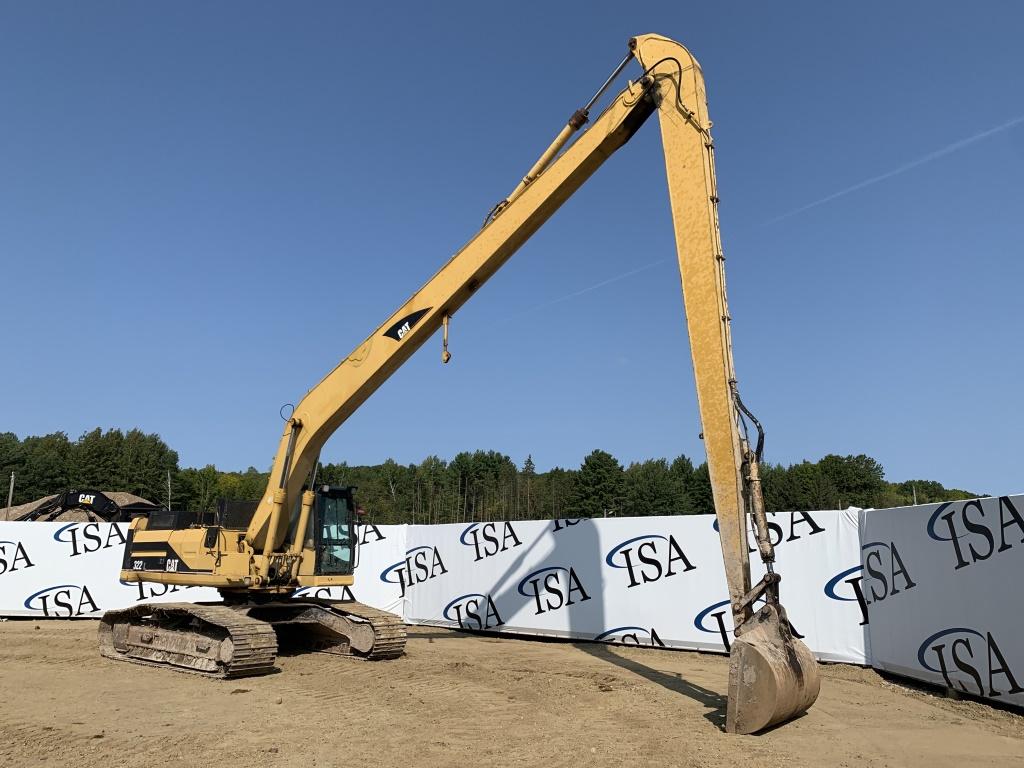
(768, 114, 1024, 223)
(493, 115, 1024, 321)
(497, 257, 671, 323)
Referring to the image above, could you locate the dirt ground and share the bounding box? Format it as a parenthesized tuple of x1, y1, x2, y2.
(1, 622, 1022, 768)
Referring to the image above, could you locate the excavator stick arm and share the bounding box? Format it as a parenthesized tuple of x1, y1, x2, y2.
(634, 34, 820, 732)
(632, 35, 752, 621)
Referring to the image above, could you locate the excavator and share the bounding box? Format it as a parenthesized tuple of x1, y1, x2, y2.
(101, 33, 820, 734)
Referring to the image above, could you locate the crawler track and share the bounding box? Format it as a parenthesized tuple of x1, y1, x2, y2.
(98, 599, 406, 678)
(243, 598, 407, 661)
(98, 602, 278, 678)
(328, 600, 407, 659)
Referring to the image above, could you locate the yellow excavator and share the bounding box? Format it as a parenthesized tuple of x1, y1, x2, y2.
(101, 33, 819, 734)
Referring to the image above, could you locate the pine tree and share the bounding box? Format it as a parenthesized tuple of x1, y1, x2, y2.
(568, 449, 624, 518)
(623, 458, 682, 516)
(521, 454, 536, 519)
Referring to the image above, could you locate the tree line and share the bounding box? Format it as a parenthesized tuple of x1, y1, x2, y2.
(0, 429, 979, 524)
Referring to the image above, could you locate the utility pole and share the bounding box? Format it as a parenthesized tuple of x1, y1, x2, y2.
(6, 472, 14, 509)
(167, 470, 172, 511)
(912, 483, 918, 506)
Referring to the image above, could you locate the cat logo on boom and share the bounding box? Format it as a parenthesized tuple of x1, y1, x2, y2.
(383, 308, 432, 341)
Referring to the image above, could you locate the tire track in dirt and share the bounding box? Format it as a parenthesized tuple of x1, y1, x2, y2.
(0, 719, 106, 764)
(3, 622, 1023, 768)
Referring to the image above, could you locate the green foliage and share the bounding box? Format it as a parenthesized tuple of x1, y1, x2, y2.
(623, 459, 681, 516)
(688, 462, 715, 515)
(816, 454, 885, 508)
(215, 467, 269, 508)
(177, 465, 221, 513)
(16, 432, 72, 502)
(116, 429, 179, 501)
(1, 429, 174, 506)
(881, 479, 978, 509)
(71, 428, 121, 490)
(537, 466, 576, 520)
(0, 429, 983, 523)
(522, 455, 536, 477)
(568, 450, 624, 518)
(767, 461, 841, 512)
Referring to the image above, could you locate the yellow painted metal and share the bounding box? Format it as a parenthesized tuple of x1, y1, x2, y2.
(498, 118, 583, 213)
(290, 489, 316, 556)
(263, 488, 287, 558)
(244, 70, 661, 556)
(122, 33, 819, 730)
(633, 33, 819, 733)
(631, 34, 751, 618)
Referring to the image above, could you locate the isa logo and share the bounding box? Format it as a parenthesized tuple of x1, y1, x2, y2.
(860, 540, 916, 604)
(380, 546, 448, 597)
(54, 522, 126, 558)
(459, 522, 522, 562)
(443, 593, 504, 630)
(293, 585, 357, 601)
(823, 540, 917, 625)
(712, 510, 824, 551)
(551, 518, 582, 533)
(119, 579, 205, 602)
(517, 565, 591, 615)
(0, 539, 34, 575)
(918, 627, 1024, 698)
(694, 599, 805, 650)
(594, 626, 665, 648)
(24, 584, 100, 617)
(694, 599, 733, 650)
(823, 563, 870, 625)
(357, 523, 387, 546)
(605, 534, 695, 588)
(927, 497, 1024, 571)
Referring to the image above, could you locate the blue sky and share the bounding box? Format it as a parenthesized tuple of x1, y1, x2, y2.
(3, 2, 1022, 493)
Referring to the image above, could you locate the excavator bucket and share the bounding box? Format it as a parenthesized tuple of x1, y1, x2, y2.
(726, 603, 820, 734)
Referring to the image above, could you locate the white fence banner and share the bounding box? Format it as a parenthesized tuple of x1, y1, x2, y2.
(293, 522, 407, 614)
(0, 521, 406, 618)
(395, 510, 866, 664)
(12, 497, 1023, 707)
(860, 495, 1024, 708)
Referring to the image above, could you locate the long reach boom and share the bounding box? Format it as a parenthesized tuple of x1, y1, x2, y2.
(106, 33, 819, 734)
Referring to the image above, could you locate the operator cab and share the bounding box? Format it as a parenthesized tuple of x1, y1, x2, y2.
(136, 484, 361, 577)
(313, 485, 359, 575)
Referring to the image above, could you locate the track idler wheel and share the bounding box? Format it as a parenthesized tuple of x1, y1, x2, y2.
(726, 603, 820, 734)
